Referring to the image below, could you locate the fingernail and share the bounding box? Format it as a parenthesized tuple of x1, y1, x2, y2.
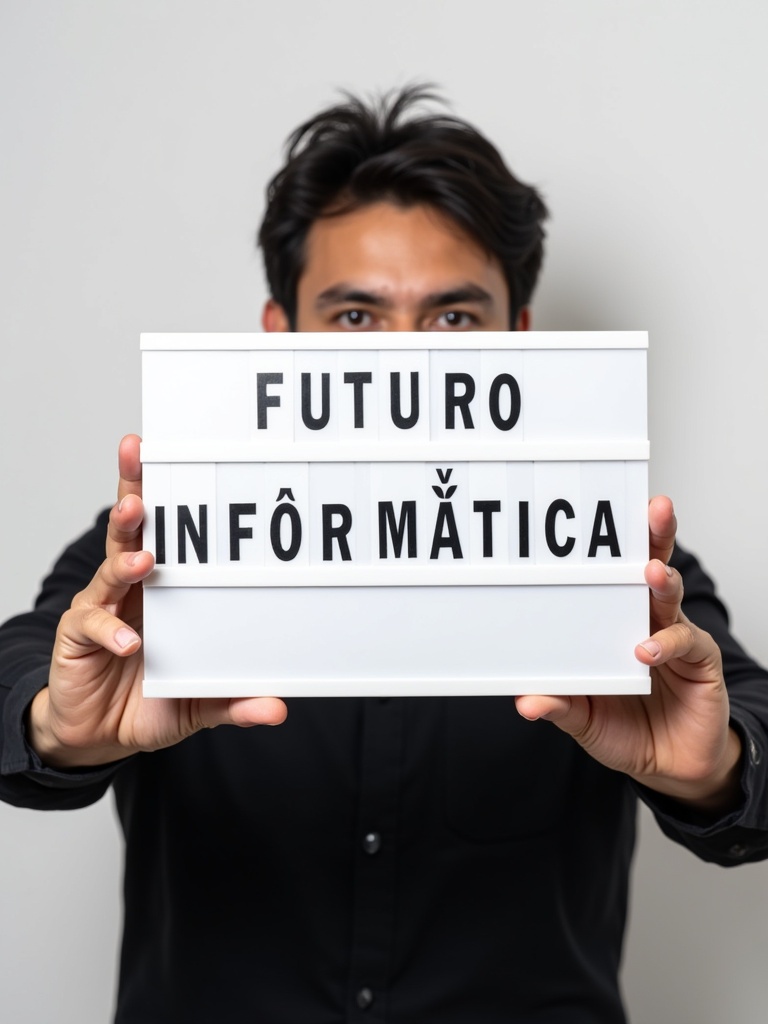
(665, 563, 674, 577)
(118, 497, 125, 513)
(640, 640, 661, 658)
(127, 551, 142, 566)
(115, 627, 139, 649)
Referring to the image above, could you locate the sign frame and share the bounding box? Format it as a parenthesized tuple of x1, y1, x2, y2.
(141, 331, 650, 697)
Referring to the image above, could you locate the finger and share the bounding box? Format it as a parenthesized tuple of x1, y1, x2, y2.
(195, 696, 289, 730)
(117, 434, 143, 504)
(107, 491, 145, 557)
(58, 550, 154, 658)
(57, 603, 142, 659)
(635, 617, 721, 675)
(645, 558, 684, 632)
(74, 550, 155, 613)
(648, 495, 676, 565)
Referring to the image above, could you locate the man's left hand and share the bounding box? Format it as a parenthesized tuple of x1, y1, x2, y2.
(516, 495, 743, 816)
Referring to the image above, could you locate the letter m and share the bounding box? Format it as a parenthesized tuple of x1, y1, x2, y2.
(378, 501, 417, 558)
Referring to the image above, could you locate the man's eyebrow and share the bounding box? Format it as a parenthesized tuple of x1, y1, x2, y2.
(314, 286, 395, 309)
(313, 283, 496, 311)
(418, 284, 496, 309)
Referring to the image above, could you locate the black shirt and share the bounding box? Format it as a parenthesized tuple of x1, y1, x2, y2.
(2, 511, 768, 1023)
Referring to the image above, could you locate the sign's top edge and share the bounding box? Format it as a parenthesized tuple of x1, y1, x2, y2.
(140, 331, 649, 352)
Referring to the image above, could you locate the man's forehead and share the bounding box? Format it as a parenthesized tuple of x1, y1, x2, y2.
(304, 201, 489, 256)
(298, 202, 507, 301)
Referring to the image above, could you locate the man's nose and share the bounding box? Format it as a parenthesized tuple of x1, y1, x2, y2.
(388, 312, 420, 332)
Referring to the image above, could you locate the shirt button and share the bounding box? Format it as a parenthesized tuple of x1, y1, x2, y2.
(729, 843, 748, 858)
(356, 986, 374, 1009)
(362, 831, 382, 855)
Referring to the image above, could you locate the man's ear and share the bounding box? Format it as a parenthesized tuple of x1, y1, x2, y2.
(262, 299, 291, 332)
(515, 307, 530, 332)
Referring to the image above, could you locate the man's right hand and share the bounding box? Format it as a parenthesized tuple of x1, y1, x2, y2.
(28, 434, 287, 769)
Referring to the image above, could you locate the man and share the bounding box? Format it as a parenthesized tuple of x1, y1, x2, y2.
(2, 86, 767, 1023)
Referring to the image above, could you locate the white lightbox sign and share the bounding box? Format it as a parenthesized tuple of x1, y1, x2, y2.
(141, 332, 650, 697)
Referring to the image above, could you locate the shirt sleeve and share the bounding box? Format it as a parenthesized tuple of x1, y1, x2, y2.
(0, 509, 127, 809)
(634, 543, 768, 866)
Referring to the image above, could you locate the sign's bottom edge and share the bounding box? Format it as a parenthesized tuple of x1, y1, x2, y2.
(143, 678, 651, 698)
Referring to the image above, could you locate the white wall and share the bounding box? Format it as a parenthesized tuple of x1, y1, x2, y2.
(1, 2, 766, 1020)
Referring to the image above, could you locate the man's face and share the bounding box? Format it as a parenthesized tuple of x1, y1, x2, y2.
(263, 201, 525, 333)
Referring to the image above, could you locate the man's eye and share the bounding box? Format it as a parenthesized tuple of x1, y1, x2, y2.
(433, 310, 475, 329)
(337, 309, 372, 329)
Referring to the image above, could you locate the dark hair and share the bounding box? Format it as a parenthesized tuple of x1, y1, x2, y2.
(257, 85, 548, 328)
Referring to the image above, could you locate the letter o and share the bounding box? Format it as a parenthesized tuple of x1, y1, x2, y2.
(489, 373, 521, 431)
(270, 503, 302, 561)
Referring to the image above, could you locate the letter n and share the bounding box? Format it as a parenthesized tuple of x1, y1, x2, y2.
(177, 505, 209, 563)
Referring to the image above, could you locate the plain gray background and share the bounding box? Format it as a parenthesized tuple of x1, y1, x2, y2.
(1, 1, 767, 1021)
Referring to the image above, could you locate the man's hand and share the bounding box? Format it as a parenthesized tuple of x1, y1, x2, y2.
(28, 435, 287, 769)
(516, 495, 743, 816)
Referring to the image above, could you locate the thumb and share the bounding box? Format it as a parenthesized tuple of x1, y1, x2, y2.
(515, 694, 592, 740)
(195, 696, 288, 730)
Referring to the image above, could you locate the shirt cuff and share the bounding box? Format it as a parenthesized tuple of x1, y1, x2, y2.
(1, 667, 127, 789)
(634, 707, 768, 865)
